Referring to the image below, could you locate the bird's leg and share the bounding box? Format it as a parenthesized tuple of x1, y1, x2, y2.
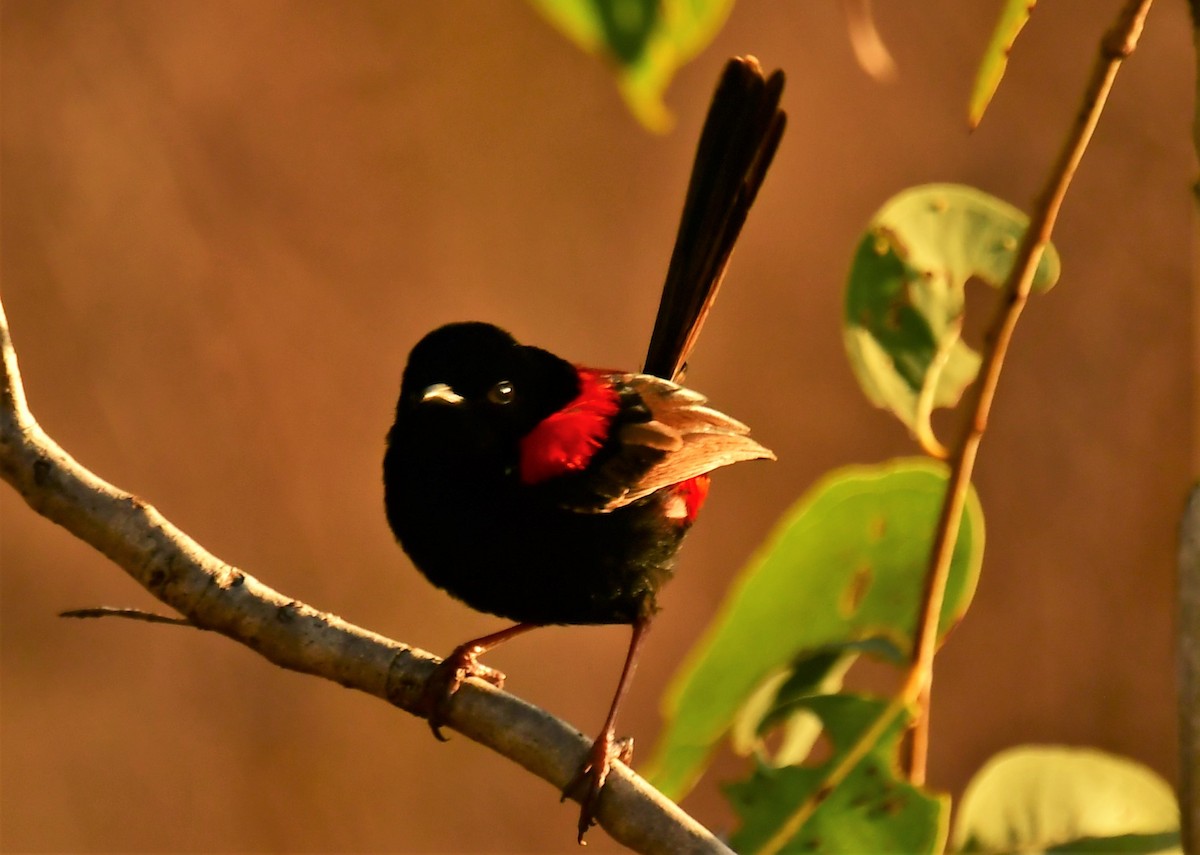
(423, 622, 540, 741)
(563, 618, 651, 844)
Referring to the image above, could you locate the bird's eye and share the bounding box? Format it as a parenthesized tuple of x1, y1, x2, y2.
(487, 380, 515, 405)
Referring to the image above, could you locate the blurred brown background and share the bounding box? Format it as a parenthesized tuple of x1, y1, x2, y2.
(0, 1, 1193, 852)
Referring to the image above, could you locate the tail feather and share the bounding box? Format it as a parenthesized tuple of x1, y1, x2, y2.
(643, 56, 787, 383)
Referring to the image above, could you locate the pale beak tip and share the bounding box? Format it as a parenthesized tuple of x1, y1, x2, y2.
(420, 383, 465, 405)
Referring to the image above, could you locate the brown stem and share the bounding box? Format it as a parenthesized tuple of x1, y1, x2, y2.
(903, 0, 1156, 785)
(1182, 8, 1200, 854)
(1179, 486, 1200, 855)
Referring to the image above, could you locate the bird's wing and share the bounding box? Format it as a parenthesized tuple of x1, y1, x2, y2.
(543, 373, 773, 513)
(610, 374, 775, 507)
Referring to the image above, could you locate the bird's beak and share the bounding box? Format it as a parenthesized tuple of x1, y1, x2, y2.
(420, 383, 465, 406)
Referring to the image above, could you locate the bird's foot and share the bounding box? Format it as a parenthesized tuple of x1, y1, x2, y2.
(561, 729, 634, 844)
(421, 644, 507, 741)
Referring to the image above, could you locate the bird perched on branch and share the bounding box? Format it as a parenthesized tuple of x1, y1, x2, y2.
(384, 55, 786, 843)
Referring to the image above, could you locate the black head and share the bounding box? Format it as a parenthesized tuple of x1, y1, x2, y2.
(390, 322, 580, 465)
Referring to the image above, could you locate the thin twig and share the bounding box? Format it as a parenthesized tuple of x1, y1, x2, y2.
(0, 296, 731, 855)
(1183, 10, 1200, 854)
(1179, 485, 1200, 855)
(904, 0, 1156, 785)
(60, 606, 197, 627)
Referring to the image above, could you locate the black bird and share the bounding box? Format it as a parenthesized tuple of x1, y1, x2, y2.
(384, 56, 785, 842)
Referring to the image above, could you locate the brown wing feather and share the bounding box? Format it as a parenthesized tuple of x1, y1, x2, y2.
(601, 374, 774, 509)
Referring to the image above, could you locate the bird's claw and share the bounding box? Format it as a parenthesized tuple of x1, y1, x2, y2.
(561, 731, 634, 844)
(420, 645, 507, 740)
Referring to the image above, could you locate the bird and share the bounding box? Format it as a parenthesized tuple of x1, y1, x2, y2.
(383, 56, 785, 843)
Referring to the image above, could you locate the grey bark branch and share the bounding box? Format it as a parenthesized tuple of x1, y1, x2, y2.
(0, 295, 731, 855)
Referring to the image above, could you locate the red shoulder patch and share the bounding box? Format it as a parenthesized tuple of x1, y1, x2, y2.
(519, 368, 621, 485)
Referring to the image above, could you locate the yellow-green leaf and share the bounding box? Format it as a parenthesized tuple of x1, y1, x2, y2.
(969, 0, 1037, 129)
(954, 746, 1181, 854)
(844, 184, 1060, 455)
(527, 0, 735, 131)
(644, 458, 984, 800)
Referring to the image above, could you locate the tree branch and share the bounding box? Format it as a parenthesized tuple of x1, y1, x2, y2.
(1184, 9, 1200, 854)
(0, 294, 731, 855)
(1179, 486, 1200, 855)
(903, 0, 1157, 784)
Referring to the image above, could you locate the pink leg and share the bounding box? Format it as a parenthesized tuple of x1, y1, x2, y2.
(423, 622, 540, 740)
(564, 618, 651, 843)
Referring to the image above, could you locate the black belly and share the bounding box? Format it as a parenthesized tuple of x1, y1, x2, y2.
(389, 485, 684, 626)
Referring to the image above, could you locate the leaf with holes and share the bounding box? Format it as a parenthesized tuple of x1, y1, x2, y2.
(844, 184, 1060, 456)
(643, 458, 984, 800)
(726, 695, 948, 855)
(731, 638, 905, 771)
(526, 0, 734, 131)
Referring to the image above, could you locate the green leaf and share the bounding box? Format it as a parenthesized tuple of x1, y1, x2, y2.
(643, 458, 984, 800)
(729, 649, 852, 768)
(843, 184, 1061, 455)
(953, 746, 1182, 854)
(726, 695, 948, 854)
(969, 0, 1037, 129)
(527, 0, 735, 131)
(733, 639, 905, 770)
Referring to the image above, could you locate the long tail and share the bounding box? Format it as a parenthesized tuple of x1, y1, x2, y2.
(643, 56, 786, 384)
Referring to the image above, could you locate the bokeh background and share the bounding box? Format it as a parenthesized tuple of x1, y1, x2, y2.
(1, 1, 1194, 852)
